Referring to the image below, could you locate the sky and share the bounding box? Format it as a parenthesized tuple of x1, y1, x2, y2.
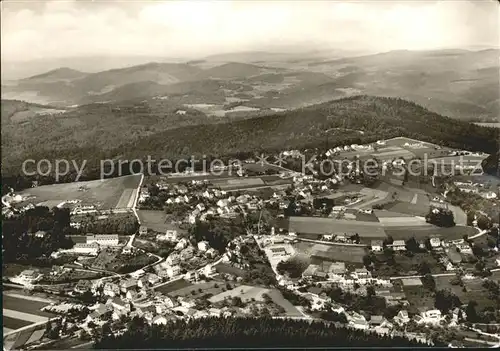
(1, 0, 499, 62)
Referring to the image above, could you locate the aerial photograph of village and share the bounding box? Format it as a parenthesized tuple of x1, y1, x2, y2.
(1, 0, 500, 349)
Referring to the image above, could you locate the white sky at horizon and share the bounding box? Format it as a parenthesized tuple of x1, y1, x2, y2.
(1, 0, 499, 62)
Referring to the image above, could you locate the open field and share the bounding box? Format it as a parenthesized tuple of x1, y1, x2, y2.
(3, 295, 53, 318)
(154, 279, 193, 294)
(214, 262, 248, 277)
(242, 163, 284, 174)
(3, 316, 34, 330)
(402, 285, 435, 313)
(377, 216, 430, 227)
(383, 137, 441, 149)
(2, 294, 54, 335)
(167, 280, 236, 299)
(266, 289, 304, 317)
(209, 285, 269, 303)
(374, 210, 415, 218)
(210, 177, 266, 190)
(344, 209, 380, 222)
(3, 322, 48, 351)
(17, 174, 142, 210)
(289, 216, 387, 237)
(295, 242, 367, 264)
(434, 275, 498, 310)
(137, 210, 183, 233)
(382, 201, 431, 217)
(371, 147, 416, 160)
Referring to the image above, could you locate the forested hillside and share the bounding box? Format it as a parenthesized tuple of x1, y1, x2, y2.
(113, 95, 499, 160)
(94, 316, 431, 349)
(2, 96, 498, 185)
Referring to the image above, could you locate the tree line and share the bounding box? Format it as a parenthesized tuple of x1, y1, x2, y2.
(94, 316, 431, 349)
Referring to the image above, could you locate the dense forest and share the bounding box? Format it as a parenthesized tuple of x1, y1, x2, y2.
(94, 316, 431, 349)
(2, 206, 74, 263)
(2, 96, 498, 190)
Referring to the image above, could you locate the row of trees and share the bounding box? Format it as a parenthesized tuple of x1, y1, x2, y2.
(94, 316, 430, 349)
(75, 214, 139, 235)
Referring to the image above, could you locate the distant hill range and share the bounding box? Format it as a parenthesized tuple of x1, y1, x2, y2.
(2, 48, 498, 122)
(2, 96, 498, 180)
(23, 67, 88, 81)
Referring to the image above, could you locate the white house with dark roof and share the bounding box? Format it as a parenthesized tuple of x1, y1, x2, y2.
(391, 240, 406, 251)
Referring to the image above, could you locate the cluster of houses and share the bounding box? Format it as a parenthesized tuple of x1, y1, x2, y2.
(83, 287, 268, 331)
(151, 181, 264, 223)
(453, 181, 498, 199)
(322, 232, 360, 244)
(12, 269, 44, 286)
(370, 235, 478, 271)
(151, 235, 217, 280)
(370, 239, 407, 252)
(301, 262, 376, 284)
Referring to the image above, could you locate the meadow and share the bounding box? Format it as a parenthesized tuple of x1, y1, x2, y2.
(137, 210, 184, 233)
(3, 293, 54, 336)
(289, 217, 387, 237)
(209, 177, 265, 190)
(295, 242, 367, 264)
(434, 275, 498, 310)
(208, 285, 269, 303)
(154, 279, 193, 294)
(17, 174, 142, 210)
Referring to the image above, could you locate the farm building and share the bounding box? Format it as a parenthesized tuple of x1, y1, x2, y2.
(87, 234, 119, 246)
(73, 243, 100, 255)
(139, 226, 148, 235)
